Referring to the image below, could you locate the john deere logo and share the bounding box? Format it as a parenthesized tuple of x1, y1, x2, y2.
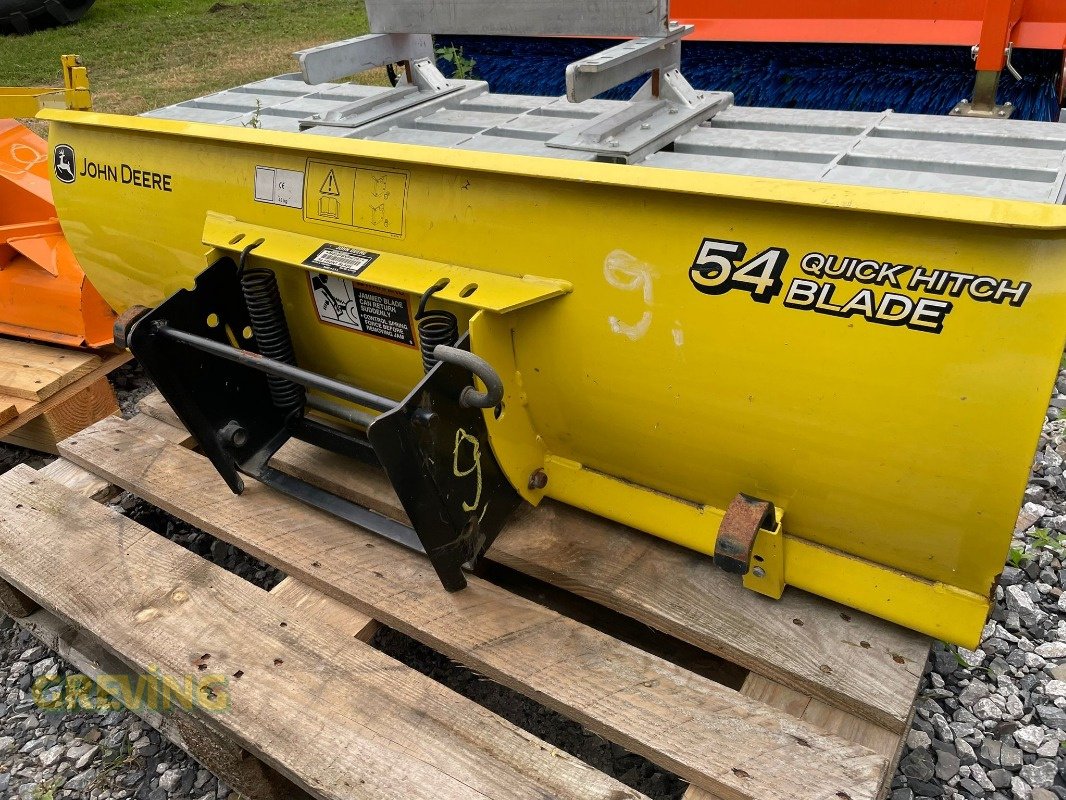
(53, 144, 76, 184)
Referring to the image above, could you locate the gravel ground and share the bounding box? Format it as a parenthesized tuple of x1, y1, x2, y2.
(891, 370, 1066, 800)
(0, 358, 1063, 799)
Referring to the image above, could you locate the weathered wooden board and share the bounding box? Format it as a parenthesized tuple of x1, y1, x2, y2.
(138, 390, 927, 734)
(2, 377, 118, 454)
(685, 674, 908, 800)
(270, 577, 380, 643)
(258, 428, 928, 735)
(0, 347, 129, 450)
(38, 457, 116, 501)
(0, 337, 101, 401)
(0, 465, 647, 800)
(16, 607, 313, 800)
(60, 417, 888, 800)
(366, 0, 669, 37)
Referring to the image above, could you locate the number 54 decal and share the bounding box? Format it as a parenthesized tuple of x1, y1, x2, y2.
(689, 238, 789, 304)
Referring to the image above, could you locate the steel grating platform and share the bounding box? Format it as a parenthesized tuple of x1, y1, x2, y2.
(144, 73, 1066, 203)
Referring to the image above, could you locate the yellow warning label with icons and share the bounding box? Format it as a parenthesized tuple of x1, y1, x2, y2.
(303, 160, 408, 238)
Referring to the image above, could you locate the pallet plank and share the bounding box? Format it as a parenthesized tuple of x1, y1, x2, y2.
(0, 576, 38, 617)
(0, 338, 100, 401)
(0, 465, 648, 800)
(2, 377, 118, 454)
(270, 577, 380, 643)
(38, 458, 116, 501)
(0, 349, 129, 444)
(16, 606, 312, 800)
(60, 417, 889, 800)
(255, 429, 927, 734)
(683, 675, 900, 800)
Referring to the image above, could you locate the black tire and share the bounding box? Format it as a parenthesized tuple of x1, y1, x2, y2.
(0, 0, 96, 35)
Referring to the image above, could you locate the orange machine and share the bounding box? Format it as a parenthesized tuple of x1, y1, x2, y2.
(0, 58, 114, 348)
(672, 0, 1066, 115)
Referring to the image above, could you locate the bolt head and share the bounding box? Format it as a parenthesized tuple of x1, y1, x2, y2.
(752, 566, 766, 578)
(412, 408, 438, 428)
(527, 469, 548, 491)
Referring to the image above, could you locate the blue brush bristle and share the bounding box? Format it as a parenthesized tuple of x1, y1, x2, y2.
(436, 36, 1061, 122)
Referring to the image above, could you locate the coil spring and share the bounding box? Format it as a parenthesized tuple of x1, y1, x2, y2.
(416, 279, 459, 374)
(241, 266, 305, 414)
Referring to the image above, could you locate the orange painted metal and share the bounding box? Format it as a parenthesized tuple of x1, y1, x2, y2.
(975, 0, 1023, 71)
(0, 119, 114, 348)
(672, 0, 1066, 51)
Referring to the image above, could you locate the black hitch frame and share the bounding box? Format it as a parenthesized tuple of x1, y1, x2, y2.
(120, 257, 521, 591)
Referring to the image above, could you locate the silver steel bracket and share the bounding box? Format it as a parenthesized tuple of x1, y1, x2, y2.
(565, 22, 690, 103)
(295, 33, 435, 85)
(548, 24, 732, 163)
(295, 34, 466, 131)
(950, 70, 1015, 119)
(950, 44, 1019, 119)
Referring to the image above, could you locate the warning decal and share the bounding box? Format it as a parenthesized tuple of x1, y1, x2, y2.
(303, 159, 409, 238)
(302, 244, 379, 278)
(309, 273, 415, 346)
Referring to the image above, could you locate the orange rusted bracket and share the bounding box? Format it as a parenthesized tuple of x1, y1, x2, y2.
(712, 494, 777, 575)
(0, 119, 114, 347)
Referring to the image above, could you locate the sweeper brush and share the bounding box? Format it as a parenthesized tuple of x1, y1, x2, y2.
(37, 1, 1066, 648)
(436, 37, 1065, 121)
(436, 1, 1066, 121)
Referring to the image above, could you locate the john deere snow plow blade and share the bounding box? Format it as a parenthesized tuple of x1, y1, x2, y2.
(43, 2, 1066, 648)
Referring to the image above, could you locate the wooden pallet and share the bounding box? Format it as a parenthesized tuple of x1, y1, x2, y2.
(0, 336, 129, 453)
(0, 392, 933, 800)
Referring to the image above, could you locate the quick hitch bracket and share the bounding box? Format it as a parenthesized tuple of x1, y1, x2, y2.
(117, 256, 520, 592)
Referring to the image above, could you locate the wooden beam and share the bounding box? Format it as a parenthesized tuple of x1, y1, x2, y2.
(0, 338, 101, 401)
(3, 377, 118, 454)
(0, 465, 647, 800)
(0, 577, 39, 617)
(60, 417, 888, 800)
(269, 578, 380, 643)
(29, 459, 380, 800)
(39, 457, 118, 501)
(0, 349, 130, 442)
(684, 674, 901, 800)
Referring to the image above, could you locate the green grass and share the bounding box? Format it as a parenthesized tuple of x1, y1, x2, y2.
(0, 0, 370, 114)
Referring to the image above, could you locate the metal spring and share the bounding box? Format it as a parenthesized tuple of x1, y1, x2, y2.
(241, 267, 305, 414)
(416, 279, 459, 374)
